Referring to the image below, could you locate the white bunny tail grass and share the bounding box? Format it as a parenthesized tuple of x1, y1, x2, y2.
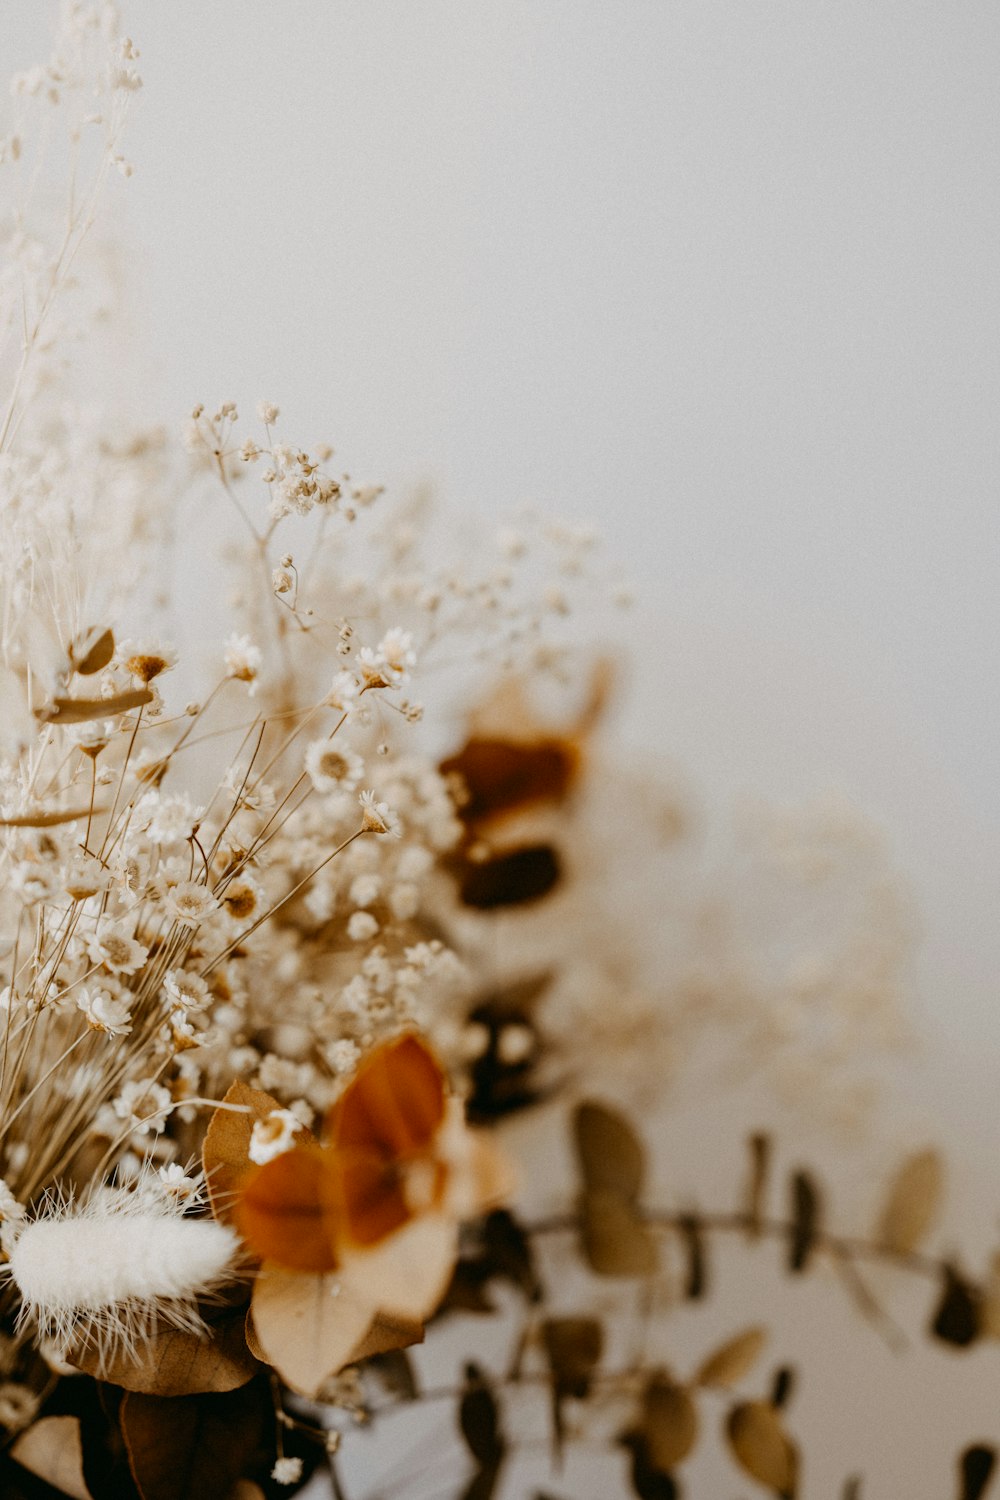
(6, 1185, 240, 1369)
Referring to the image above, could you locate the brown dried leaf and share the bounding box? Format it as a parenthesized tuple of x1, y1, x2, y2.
(726, 1401, 798, 1494)
(11, 1415, 90, 1499)
(249, 1263, 376, 1398)
(0, 806, 106, 828)
(787, 1171, 821, 1274)
(69, 627, 115, 676)
(36, 688, 153, 724)
(459, 1366, 505, 1468)
(959, 1444, 996, 1500)
(931, 1264, 981, 1348)
(71, 1306, 260, 1397)
(642, 1375, 699, 1469)
(120, 1381, 268, 1500)
(201, 1079, 288, 1224)
(745, 1133, 771, 1239)
(694, 1327, 768, 1389)
(580, 1188, 658, 1277)
(677, 1214, 708, 1299)
(348, 1310, 424, 1364)
(542, 1317, 603, 1396)
(573, 1101, 645, 1199)
(876, 1149, 945, 1254)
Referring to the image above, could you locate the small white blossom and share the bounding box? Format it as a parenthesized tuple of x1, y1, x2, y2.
(304, 740, 363, 795)
(359, 790, 401, 837)
(249, 1109, 301, 1165)
(163, 968, 211, 1013)
(88, 926, 147, 976)
(271, 1457, 303, 1486)
(347, 910, 379, 943)
(164, 881, 220, 928)
(224, 633, 262, 691)
(78, 986, 133, 1036)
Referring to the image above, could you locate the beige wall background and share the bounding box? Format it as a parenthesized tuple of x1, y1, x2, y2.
(2, 3, 999, 1494)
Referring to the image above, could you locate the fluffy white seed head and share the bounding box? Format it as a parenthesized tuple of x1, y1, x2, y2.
(7, 1189, 239, 1365)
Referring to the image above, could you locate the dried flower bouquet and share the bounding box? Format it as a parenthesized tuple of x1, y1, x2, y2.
(0, 9, 994, 1500)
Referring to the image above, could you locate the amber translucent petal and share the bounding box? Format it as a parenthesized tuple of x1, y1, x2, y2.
(234, 1144, 341, 1272)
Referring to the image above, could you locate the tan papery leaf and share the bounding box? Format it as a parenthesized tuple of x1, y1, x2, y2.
(10, 1416, 90, 1499)
(694, 1327, 768, 1389)
(580, 1188, 658, 1277)
(69, 626, 115, 676)
(643, 1375, 699, 1469)
(726, 1400, 799, 1494)
(250, 1264, 375, 1398)
(348, 1309, 425, 1363)
(338, 1212, 459, 1321)
(573, 1100, 645, 1199)
(877, 1148, 945, 1254)
(35, 687, 153, 724)
(202, 1079, 289, 1223)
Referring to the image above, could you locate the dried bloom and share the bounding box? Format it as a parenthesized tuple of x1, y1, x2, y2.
(376, 628, 417, 685)
(123, 640, 177, 684)
(163, 968, 210, 1013)
(113, 1080, 172, 1137)
(304, 740, 363, 795)
(87, 926, 147, 977)
(78, 986, 132, 1037)
(272, 1457, 303, 1485)
(163, 881, 220, 928)
(249, 1109, 302, 1166)
(347, 911, 379, 943)
(256, 400, 280, 424)
(224, 632, 262, 690)
(359, 790, 401, 837)
(157, 1165, 201, 1203)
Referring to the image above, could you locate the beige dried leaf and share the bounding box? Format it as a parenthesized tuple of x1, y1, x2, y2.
(643, 1375, 699, 1469)
(726, 1400, 798, 1493)
(250, 1264, 376, 1398)
(877, 1149, 945, 1254)
(694, 1327, 768, 1389)
(0, 806, 106, 828)
(573, 1101, 645, 1198)
(10, 1415, 90, 1499)
(202, 1078, 288, 1223)
(35, 687, 153, 724)
(580, 1187, 658, 1277)
(69, 626, 115, 676)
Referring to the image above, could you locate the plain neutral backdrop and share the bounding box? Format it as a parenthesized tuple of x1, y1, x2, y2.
(2, 4, 1000, 1494)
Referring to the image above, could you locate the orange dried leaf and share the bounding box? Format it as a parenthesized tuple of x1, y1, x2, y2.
(327, 1032, 447, 1247)
(234, 1144, 340, 1272)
